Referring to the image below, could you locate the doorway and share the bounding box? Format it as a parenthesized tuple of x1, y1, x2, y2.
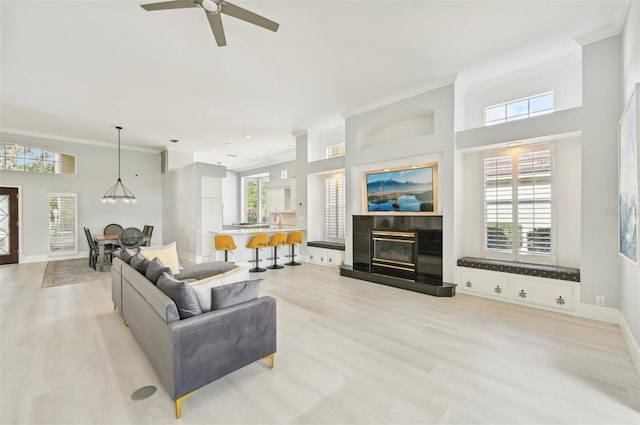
(0, 187, 19, 264)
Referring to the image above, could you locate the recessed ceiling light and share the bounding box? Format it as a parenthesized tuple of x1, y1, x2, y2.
(170, 139, 179, 143)
(227, 154, 238, 157)
(244, 134, 251, 139)
(288, 144, 294, 148)
(211, 148, 216, 152)
(225, 142, 231, 146)
(267, 151, 273, 154)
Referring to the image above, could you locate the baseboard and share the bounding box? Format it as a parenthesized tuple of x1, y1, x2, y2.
(575, 302, 619, 324)
(619, 312, 640, 376)
(21, 252, 86, 264)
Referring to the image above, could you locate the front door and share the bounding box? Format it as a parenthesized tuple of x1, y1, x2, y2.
(0, 187, 19, 264)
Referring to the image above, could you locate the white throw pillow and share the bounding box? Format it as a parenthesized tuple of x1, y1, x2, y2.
(140, 242, 181, 274)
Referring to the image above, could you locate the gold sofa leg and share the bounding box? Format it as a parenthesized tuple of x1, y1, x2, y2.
(113, 304, 117, 311)
(262, 353, 274, 369)
(124, 320, 129, 327)
(175, 390, 196, 419)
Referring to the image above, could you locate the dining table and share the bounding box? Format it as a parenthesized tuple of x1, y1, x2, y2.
(94, 234, 119, 272)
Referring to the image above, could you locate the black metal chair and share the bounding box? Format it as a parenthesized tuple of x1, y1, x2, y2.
(119, 227, 144, 249)
(84, 227, 114, 270)
(103, 223, 123, 251)
(142, 225, 154, 247)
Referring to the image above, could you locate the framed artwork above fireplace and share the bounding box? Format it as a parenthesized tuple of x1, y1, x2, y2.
(363, 162, 438, 214)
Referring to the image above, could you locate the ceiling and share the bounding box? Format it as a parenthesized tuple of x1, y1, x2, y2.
(0, 0, 628, 171)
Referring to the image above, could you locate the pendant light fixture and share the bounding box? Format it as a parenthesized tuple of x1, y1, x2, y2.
(102, 126, 136, 203)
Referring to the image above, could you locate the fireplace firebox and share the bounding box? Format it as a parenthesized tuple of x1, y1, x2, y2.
(371, 230, 416, 281)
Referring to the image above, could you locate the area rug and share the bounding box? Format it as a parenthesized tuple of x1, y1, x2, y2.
(41, 258, 110, 288)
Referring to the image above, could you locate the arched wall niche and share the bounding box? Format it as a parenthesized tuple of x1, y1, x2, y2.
(356, 109, 435, 149)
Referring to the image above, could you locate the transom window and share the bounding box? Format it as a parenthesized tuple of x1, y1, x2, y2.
(484, 92, 554, 126)
(326, 143, 345, 159)
(483, 144, 553, 263)
(0, 143, 76, 174)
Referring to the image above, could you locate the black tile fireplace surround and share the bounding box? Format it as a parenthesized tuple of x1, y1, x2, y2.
(339, 215, 456, 297)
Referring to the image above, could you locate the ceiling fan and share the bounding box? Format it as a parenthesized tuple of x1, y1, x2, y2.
(140, 0, 279, 47)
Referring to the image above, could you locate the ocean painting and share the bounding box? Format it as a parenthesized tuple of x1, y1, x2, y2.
(619, 88, 638, 264)
(366, 166, 435, 212)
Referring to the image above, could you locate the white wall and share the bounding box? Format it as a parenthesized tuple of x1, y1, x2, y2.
(581, 35, 623, 309)
(464, 56, 582, 130)
(0, 132, 162, 262)
(222, 170, 239, 225)
(344, 84, 457, 282)
(620, 0, 640, 356)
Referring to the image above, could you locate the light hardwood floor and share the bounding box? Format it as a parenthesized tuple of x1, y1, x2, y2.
(1, 261, 639, 424)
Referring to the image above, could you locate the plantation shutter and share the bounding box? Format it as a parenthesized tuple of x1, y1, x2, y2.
(324, 173, 346, 240)
(49, 193, 77, 254)
(483, 153, 514, 253)
(517, 148, 552, 256)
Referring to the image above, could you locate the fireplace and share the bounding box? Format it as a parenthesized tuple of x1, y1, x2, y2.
(371, 230, 416, 281)
(344, 215, 455, 297)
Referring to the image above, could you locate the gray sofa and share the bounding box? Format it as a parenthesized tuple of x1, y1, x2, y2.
(111, 256, 277, 418)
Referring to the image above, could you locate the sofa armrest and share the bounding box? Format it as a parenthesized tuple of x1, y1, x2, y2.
(168, 296, 277, 400)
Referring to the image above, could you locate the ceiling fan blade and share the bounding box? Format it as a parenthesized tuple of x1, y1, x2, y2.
(206, 11, 227, 47)
(220, 1, 279, 32)
(140, 0, 197, 11)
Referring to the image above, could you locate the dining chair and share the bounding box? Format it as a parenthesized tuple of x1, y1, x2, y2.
(142, 225, 154, 247)
(103, 223, 123, 237)
(119, 227, 144, 249)
(84, 227, 114, 270)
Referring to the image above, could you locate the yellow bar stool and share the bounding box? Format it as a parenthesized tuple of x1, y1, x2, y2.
(214, 234, 237, 262)
(247, 233, 269, 272)
(267, 232, 287, 270)
(285, 230, 304, 266)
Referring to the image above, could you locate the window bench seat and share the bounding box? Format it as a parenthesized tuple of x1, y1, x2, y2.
(306, 241, 345, 267)
(306, 241, 345, 251)
(456, 257, 580, 282)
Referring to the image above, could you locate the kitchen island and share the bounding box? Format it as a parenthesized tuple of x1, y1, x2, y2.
(209, 225, 305, 264)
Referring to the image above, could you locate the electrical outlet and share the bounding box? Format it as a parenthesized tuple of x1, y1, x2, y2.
(596, 296, 605, 306)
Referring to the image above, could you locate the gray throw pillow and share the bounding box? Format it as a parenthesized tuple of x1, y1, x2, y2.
(130, 253, 150, 274)
(210, 279, 261, 310)
(157, 272, 203, 319)
(145, 257, 172, 284)
(119, 248, 137, 264)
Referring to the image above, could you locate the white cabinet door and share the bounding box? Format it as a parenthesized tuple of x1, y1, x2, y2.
(266, 188, 286, 212)
(326, 250, 344, 267)
(458, 268, 509, 299)
(307, 247, 325, 265)
(510, 276, 575, 311)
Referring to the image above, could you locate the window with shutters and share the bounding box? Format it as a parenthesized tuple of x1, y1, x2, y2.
(324, 173, 346, 241)
(49, 193, 78, 255)
(483, 144, 553, 263)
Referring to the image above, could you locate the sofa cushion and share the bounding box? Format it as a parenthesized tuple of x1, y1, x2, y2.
(145, 257, 172, 285)
(210, 279, 262, 310)
(157, 272, 202, 319)
(130, 253, 150, 274)
(175, 261, 239, 281)
(141, 242, 181, 274)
